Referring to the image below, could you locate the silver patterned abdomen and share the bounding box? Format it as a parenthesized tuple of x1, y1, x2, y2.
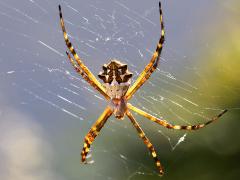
(98, 60, 133, 119)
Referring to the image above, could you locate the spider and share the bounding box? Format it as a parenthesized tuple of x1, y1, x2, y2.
(58, 2, 227, 176)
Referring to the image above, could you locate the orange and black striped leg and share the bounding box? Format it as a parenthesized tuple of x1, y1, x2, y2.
(58, 5, 109, 100)
(126, 110, 164, 175)
(126, 1, 165, 100)
(66, 51, 110, 100)
(128, 103, 228, 130)
(81, 107, 113, 163)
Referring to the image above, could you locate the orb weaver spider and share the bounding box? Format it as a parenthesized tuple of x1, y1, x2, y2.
(58, 2, 227, 176)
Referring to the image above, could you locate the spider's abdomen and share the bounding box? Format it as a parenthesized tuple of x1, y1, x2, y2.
(98, 60, 132, 118)
(104, 81, 129, 99)
(98, 59, 133, 85)
(98, 59, 133, 99)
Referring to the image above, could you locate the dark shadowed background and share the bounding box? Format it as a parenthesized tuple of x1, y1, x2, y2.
(0, 0, 240, 180)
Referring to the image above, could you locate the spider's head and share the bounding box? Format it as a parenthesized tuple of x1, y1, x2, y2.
(98, 60, 133, 99)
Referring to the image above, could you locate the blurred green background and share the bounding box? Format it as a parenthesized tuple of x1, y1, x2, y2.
(0, 0, 239, 180)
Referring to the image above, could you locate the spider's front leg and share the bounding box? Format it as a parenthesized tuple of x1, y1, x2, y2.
(66, 51, 110, 100)
(81, 107, 113, 163)
(128, 103, 228, 130)
(126, 1, 165, 100)
(59, 5, 110, 100)
(126, 110, 164, 175)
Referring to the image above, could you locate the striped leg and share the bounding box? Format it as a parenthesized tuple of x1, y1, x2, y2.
(81, 107, 113, 163)
(59, 5, 109, 100)
(126, 110, 164, 175)
(128, 103, 228, 130)
(126, 1, 165, 100)
(66, 51, 110, 99)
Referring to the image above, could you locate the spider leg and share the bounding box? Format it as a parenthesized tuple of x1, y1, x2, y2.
(128, 103, 228, 130)
(59, 5, 109, 100)
(125, 1, 165, 100)
(81, 106, 113, 163)
(126, 110, 164, 175)
(66, 51, 110, 99)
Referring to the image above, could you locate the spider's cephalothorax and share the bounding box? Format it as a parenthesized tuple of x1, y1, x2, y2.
(59, 1, 227, 176)
(98, 60, 133, 119)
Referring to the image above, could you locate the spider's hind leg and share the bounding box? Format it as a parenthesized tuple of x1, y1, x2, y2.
(81, 107, 113, 163)
(128, 103, 228, 130)
(126, 110, 164, 176)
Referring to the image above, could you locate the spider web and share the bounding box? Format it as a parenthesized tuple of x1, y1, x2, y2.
(0, 0, 239, 180)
